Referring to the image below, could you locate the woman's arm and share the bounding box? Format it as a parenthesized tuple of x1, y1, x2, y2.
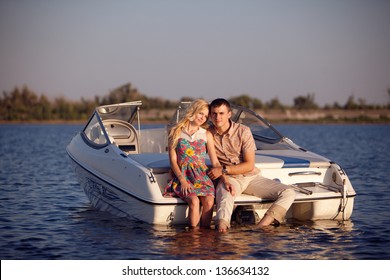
(168, 147, 182, 180)
(168, 146, 191, 195)
(206, 130, 222, 168)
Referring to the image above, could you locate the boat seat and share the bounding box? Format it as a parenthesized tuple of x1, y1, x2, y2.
(129, 153, 171, 174)
(103, 120, 140, 154)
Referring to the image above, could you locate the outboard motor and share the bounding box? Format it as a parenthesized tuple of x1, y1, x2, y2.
(232, 205, 261, 225)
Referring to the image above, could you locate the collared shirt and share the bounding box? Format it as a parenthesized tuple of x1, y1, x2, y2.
(180, 127, 207, 142)
(209, 120, 259, 176)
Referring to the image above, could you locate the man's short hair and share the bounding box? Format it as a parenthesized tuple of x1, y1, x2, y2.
(209, 98, 231, 111)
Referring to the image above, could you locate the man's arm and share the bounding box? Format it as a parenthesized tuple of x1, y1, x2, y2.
(222, 149, 255, 175)
(208, 149, 255, 178)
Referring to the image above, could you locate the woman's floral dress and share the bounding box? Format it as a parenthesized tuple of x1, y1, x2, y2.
(164, 127, 215, 200)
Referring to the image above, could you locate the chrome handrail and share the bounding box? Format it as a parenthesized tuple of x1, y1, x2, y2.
(288, 171, 322, 176)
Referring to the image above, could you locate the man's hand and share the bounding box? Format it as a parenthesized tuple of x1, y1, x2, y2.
(221, 176, 235, 196)
(207, 166, 223, 181)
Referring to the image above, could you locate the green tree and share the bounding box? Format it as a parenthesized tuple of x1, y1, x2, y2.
(35, 94, 52, 120)
(229, 94, 263, 109)
(344, 95, 358, 110)
(266, 97, 285, 110)
(293, 93, 318, 110)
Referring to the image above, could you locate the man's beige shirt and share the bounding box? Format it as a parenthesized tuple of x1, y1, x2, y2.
(209, 120, 259, 177)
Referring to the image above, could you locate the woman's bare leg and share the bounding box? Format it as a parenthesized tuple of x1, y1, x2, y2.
(186, 196, 200, 227)
(199, 196, 214, 228)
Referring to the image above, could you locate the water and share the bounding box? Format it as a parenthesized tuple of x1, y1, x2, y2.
(0, 124, 389, 260)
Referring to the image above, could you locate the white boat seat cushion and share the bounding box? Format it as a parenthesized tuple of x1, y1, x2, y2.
(129, 153, 171, 174)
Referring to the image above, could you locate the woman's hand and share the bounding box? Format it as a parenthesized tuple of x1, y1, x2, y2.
(179, 177, 192, 196)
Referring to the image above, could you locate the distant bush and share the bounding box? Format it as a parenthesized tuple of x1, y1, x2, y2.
(0, 83, 388, 121)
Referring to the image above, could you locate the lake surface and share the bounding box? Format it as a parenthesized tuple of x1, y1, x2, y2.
(0, 124, 389, 260)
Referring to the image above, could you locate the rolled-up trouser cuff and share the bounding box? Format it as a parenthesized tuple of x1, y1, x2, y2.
(216, 219, 230, 229)
(265, 204, 288, 223)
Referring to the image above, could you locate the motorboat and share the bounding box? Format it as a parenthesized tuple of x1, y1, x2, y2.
(66, 101, 356, 226)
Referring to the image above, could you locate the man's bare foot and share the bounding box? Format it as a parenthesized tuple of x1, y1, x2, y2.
(217, 224, 228, 233)
(258, 214, 277, 227)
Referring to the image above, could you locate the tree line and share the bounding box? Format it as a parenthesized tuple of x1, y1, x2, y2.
(0, 83, 388, 121)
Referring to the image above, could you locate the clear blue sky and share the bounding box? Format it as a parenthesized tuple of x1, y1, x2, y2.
(1, 0, 389, 106)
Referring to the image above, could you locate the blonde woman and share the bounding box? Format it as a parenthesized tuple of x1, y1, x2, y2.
(164, 99, 222, 228)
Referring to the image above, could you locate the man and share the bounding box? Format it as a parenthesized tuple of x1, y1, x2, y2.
(207, 98, 296, 232)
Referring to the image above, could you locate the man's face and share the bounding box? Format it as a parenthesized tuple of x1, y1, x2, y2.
(210, 104, 231, 130)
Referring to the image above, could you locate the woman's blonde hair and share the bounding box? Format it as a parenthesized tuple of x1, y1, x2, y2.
(168, 99, 209, 148)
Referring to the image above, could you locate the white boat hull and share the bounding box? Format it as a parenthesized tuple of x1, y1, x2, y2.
(67, 138, 355, 225)
(68, 158, 189, 224)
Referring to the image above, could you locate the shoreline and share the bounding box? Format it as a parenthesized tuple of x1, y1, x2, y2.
(1, 108, 389, 125)
(1, 119, 389, 125)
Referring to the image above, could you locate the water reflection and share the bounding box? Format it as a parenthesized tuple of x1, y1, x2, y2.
(67, 205, 361, 260)
(147, 220, 358, 260)
(153, 226, 266, 259)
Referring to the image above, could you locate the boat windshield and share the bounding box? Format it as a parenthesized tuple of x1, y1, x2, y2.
(230, 105, 283, 143)
(170, 102, 283, 144)
(96, 101, 142, 124)
(82, 113, 108, 146)
(82, 102, 142, 148)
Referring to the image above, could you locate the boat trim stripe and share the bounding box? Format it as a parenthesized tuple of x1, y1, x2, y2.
(67, 150, 356, 207)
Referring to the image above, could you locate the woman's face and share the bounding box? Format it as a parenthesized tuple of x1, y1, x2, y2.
(192, 108, 209, 126)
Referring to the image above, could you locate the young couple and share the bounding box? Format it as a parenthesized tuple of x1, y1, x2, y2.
(164, 98, 296, 232)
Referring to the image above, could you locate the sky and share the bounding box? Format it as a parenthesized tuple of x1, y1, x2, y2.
(1, 0, 389, 106)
